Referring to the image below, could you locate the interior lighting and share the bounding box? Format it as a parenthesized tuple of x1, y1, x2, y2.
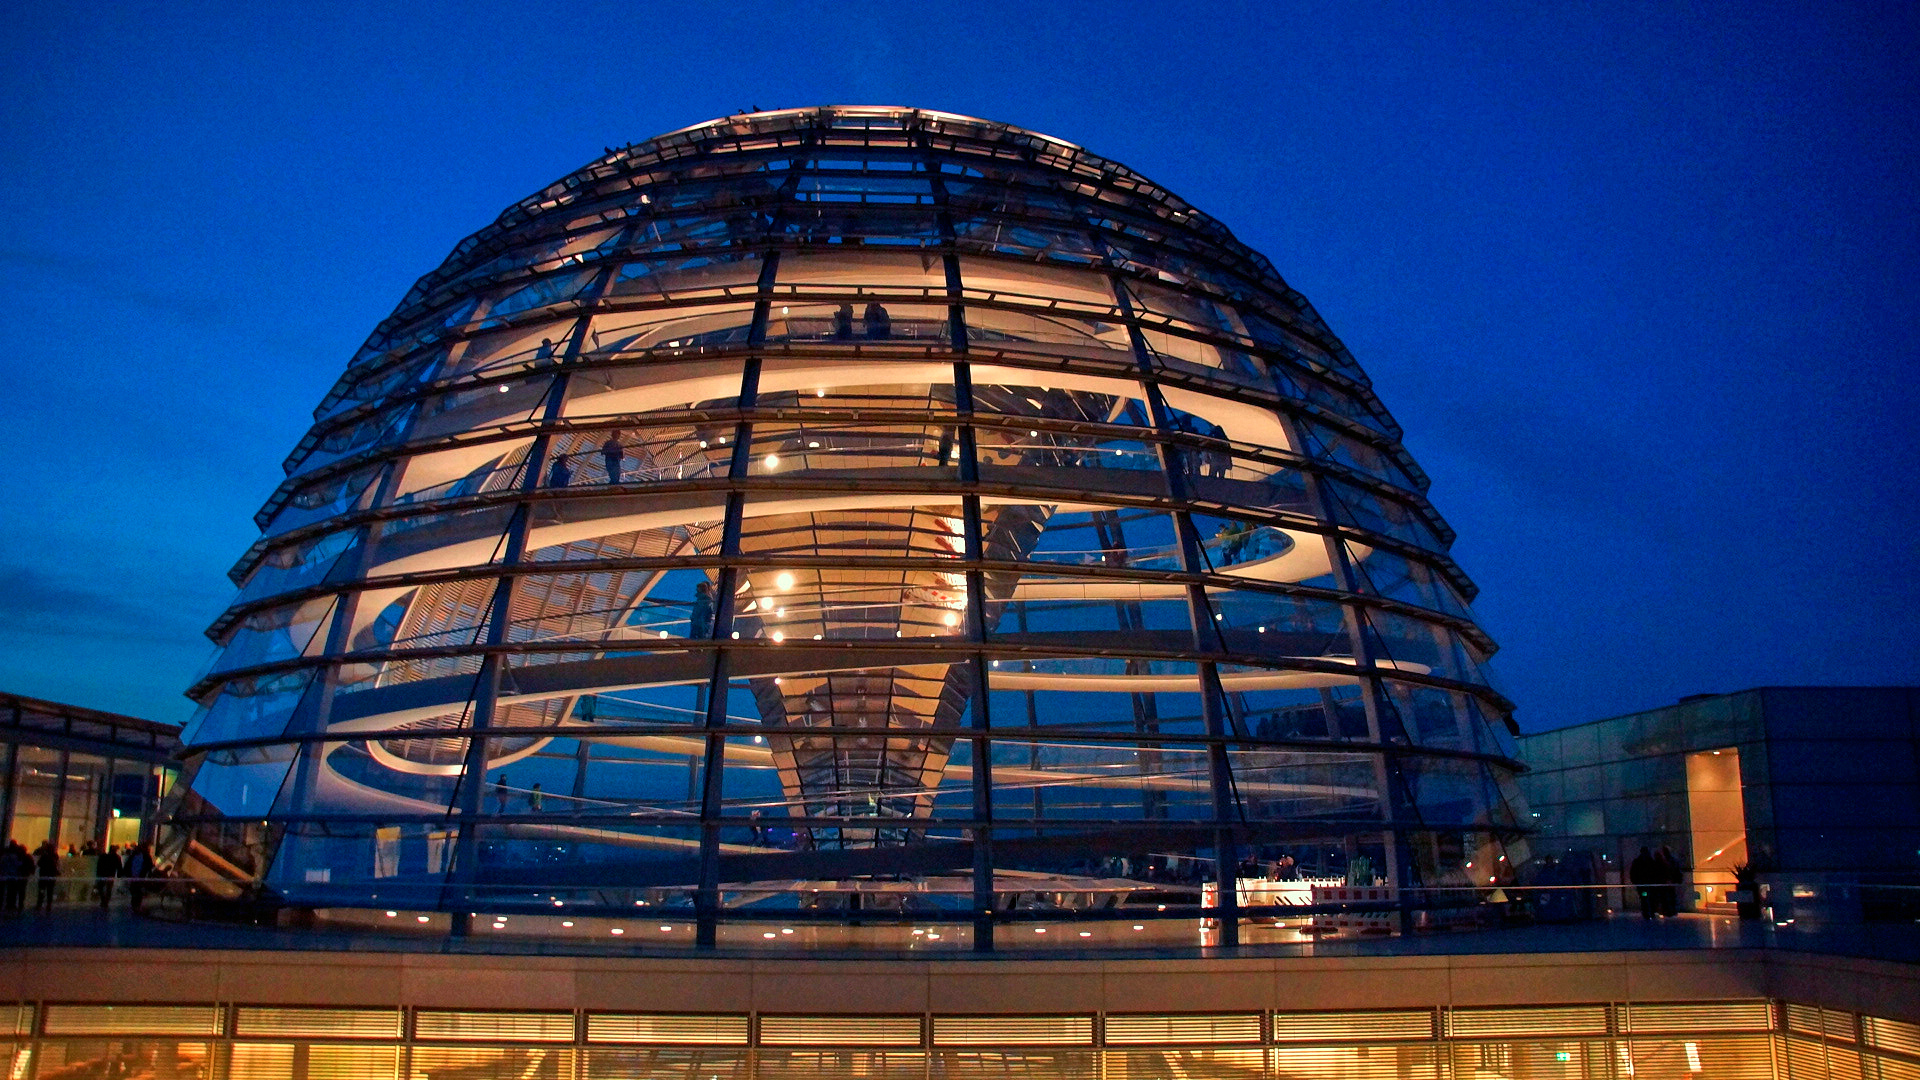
(1034, 928, 1047, 934)
(385, 911, 397, 917)
(942, 612, 959, 627)
(776, 607, 785, 616)
(659, 630, 670, 638)
(1132, 925, 1144, 931)
(497, 385, 510, 393)
(660, 925, 673, 932)
(780, 928, 793, 934)
(562, 921, 574, 927)
(763, 454, 779, 469)
(781, 306, 790, 314)
(730, 631, 740, 639)
(753, 735, 764, 743)
(611, 928, 624, 935)
(1078, 931, 1092, 937)
(763, 932, 777, 939)
(553, 900, 564, 906)
(771, 631, 785, 643)
(815, 389, 825, 397)
(776, 572, 795, 590)
(808, 441, 820, 449)
(416, 915, 430, 923)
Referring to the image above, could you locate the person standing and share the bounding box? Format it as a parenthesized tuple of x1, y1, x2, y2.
(0, 840, 27, 911)
(124, 843, 154, 915)
(548, 453, 572, 488)
(33, 841, 59, 913)
(832, 304, 855, 340)
(1628, 846, 1656, 919)
(1656, 846, 1683, 916)
(95, 844, 122, 911)
(493, 775, 511, 814)
(690, 580, 716, 639)
(601, 432, 626, 484)
(528, 783, 544, 813)
(863, 302, 892, 340)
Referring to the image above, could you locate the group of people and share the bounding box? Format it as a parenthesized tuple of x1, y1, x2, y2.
(831, 302, 892, 340)
(546, 431, 661, 489)
(1628, 845, 1686, 918)
(0, 838, 160, 915)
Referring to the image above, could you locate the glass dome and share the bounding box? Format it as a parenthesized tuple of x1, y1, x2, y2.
(169, 106, 1528, 949)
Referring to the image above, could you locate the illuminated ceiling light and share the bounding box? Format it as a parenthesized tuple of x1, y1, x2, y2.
(384, 911, 397, 918)
(763, 454, 779, 468)
(781, 306, 790, 314)
(416, 915, 430, 923)
(659, 925, 673, 932)
(753, 735, 764, 743)
(775, 607, 785, 616)
(497, 385, 510, 393)
(771, 631, 785, 643)
(815, 388, 825, 397)
(780, 927, 793, 934)
(776, 572, 795, 590)
(808, 441, 820, 448)
(659, 630, 670, 638)
(763, 931, 777, 939)
(942, 612, 959, 627)
(610, 928, 624, 935)
(561, 920, 574, 927)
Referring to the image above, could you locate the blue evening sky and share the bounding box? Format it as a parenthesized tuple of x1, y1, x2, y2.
(1, 2, 1914, 731)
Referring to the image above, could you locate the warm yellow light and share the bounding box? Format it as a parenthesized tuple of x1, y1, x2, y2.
(763, 453, 779, 468)
(776, 572, 795, 590)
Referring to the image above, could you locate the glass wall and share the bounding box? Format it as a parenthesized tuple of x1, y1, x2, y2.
(174, 107, 1527, 948)
(4, 998, 1908, 1080)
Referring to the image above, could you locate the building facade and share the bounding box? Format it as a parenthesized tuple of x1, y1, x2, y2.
(171, 106, 1527, 947)
(1516, 687, 1920, 912)
(0, 691, 179, 853)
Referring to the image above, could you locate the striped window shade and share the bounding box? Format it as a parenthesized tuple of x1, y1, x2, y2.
(1103, 1013, 1262, 1044)
(585, 1013, 751, 1045)
(758, 1015, 924, 1046)
(1864, 1016, 1920, 1058)
(1623, 1001, 1773, 1034)
(413, 1009, 575, 1042)
(43, 1004, 222, 1036)
(1271, 1010, 1436, 1042)
(1785, 1003, 1857, 1042)
(931, 1015, 1096, 1046)
(235, 1006, 403, 1039)
(1445, 1005, 1609, 1038)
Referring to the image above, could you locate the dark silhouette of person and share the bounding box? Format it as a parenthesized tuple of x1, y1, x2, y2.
(601, 432, 625, 484)
(690, 580, 716, 639)
(528, 783, 544, 812)
(1629, 846, 1657, 919)
(493, 775, 510, 814)
(33, 841, 58, 913)
(125, 843, 154, 915)
(1656, 846, 1683, 916)
(95, 845, 122, 910)
(535, 338, 556, 365)
(548, 453, 572, 488)
(832, 304, 855, 340)
(863, 302, 892, 340)
(1, 840, 29, 911)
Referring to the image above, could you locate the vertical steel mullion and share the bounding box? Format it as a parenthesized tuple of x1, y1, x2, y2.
(1270, 406, 1415, 931)
(695, 248, 780, 947)
(927, 128, 997, 951)
(1109, 272, 1241, 944)
(45, 749, 68, 848)
(0, 740, 16, 842)
(445, 290, 599, 933)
